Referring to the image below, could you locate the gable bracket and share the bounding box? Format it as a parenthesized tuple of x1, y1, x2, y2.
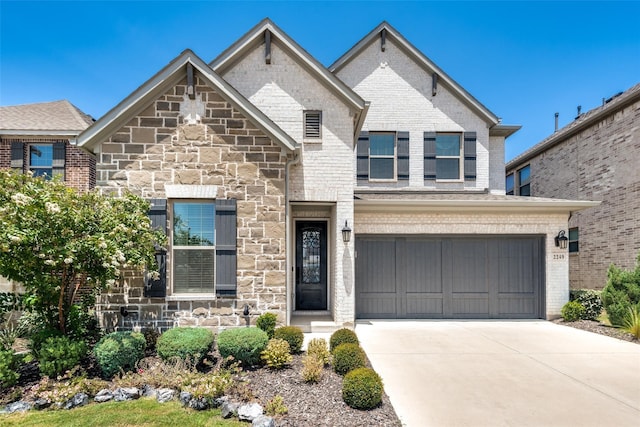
(432, 72, 438, 96)
(381, 28, 386, 52)
(186, 63, 195, 99)
(265, 29, 272, 64)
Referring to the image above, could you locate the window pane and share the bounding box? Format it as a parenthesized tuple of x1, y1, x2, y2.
(369, 134, 395, 155)
(30, 168, 53, 178)
(30, 145, 53, 167)
(519, 183, 531, 196)
(173, 202, 215, 246)
(370, 158, 394, 179)
(518, 165, 530, 183)
(506, 174, 514, 193)
(173, 249, 215, 293)
(569, 228, 579, 240)
(569, 241, 579, 253)
(436, 135, 460, 156)
(436, 158, 459, 179)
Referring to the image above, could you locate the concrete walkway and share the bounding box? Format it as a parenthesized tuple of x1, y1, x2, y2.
(356, 320, 640, 427)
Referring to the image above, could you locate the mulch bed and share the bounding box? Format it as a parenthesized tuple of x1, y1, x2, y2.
(551, 318, 639, 344)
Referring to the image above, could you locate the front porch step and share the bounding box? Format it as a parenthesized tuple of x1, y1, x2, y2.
(290, 316, 341, 333)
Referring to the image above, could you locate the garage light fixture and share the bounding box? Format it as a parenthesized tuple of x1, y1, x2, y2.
(342, 221, 352, 243)
(555, 230, 568, 249)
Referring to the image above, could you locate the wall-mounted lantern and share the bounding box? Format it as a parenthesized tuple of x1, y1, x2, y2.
(555, 230, 568, 249)
(342, 221, 352, 243)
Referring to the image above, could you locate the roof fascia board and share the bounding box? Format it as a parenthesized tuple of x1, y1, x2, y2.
(489, 124, 521, 138)
(78, 50, 298, 153)
(330, 22, 499, 125)
(506, 88, 640, 170)
(0, 130, 83, 136)
(355, 198, 600, 214)
(211, 19, 366, 113)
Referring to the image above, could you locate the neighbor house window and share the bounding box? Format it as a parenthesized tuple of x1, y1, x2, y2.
(172, 201, 215, 293)
(369, 132, 396, 180)
(569, 227, 579, 253)
(518, 165, 531, 196)
(435, 133, 462, 180)
(9, 140, 65, 180)
(506, 173, 515, 195)
(303, 111, 322, 140)
(29, 144, 53, 178)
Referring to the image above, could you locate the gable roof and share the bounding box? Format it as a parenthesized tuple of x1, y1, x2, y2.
(507, 82, 640, 170)
(330, 21, 501, 127)
(77, 49, 299, 153)
(210, 18, 369, 136)
(0, 100, 94, 136)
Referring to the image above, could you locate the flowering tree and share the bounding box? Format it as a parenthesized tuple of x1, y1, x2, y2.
(0, 171, 165, 335)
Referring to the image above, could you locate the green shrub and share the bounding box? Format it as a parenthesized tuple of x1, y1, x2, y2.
(570, 289, 603, 320)
(330, 328, 359, 352)
(602, 258, 640, 326)
(332, 343, 366, 376)
(273, 326, 304, 354)
(622, 305, 640, 339)
(306, 337, 331, 365)
(0, 348, 21, 388)
(342, 367, 384, 410)
(561, 301, 585, 322)
(94, 331, 146, 378)
(256, 312, 278, 339)
(217, 327, 269, 367)
(38, 336, 87, 378)
(265, 395, 288, 416)
(261, 338, 293, 369)
(29, 327, 63, 357)
(301, 353, 324, 383)
(156, 327, 214, 363)
(181, 371, 233, 401)
(142, 327, 161, 352)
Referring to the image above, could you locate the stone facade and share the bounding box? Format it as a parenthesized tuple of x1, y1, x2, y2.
(95, 76, 288, 331)
(506, 85, 640, 289)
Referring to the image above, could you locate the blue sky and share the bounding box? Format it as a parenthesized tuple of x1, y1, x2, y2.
(1, 1, 638, 161)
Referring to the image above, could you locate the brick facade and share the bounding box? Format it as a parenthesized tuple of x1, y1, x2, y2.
(507, 88, 640, 289)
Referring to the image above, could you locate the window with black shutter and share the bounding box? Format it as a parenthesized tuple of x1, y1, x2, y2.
(145, 199, 168, 297)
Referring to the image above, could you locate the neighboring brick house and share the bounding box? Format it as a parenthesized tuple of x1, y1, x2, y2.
(68, 19, 597, 332)
(0, 100, 95, 293)
(506, 83, 640, 290)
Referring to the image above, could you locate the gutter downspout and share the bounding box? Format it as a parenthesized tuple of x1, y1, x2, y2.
(285, 147, 301, 326)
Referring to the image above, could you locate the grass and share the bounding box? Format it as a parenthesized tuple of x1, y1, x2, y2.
(1, 397, 245, 427)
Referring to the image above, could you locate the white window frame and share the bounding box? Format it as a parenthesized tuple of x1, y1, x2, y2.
(435, 133, 463, 182)
(369, 131, 397, 182)
(303, 110, 322, 142)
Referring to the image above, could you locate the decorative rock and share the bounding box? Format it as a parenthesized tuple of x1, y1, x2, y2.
(188, 397, 210, 411)
(142, 385, 157, 397)
(179, 391, 192, 407)
(221, 401, 239, 418)
(156, 388, 175, 403)
(238, 403, 264, 422)
(113, 387, 141, 402)
(33, 398, 51, 410)
(94, 389, 114, 403)
(63, 393, 88, 410)
(252, 415, 275, 427)
(212, 396, 228, 408)
(2, 401, 33, 414)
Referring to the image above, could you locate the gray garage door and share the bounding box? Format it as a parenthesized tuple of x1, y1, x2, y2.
(355, 236, 544, 319)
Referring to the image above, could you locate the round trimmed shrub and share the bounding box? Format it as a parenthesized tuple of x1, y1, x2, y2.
(273, 326, 304, 354)
(569, 289, 603, 320)
(342, 367, 383, 410)
(156, 327, 214, 363)
(561, 300, 585, 322)
(94, 331, 146, 378)
(332, 343, 366, 375)
(217, 327, 269, 367)
(330, 328, 359, 352)
(38, 335, 87, 378)
(261, 338, 293, 369)
(256, 312, 278, 339)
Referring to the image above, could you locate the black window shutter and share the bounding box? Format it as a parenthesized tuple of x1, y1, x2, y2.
(464, 132, 477, 180)
(423, 132, 436, 180)
(397, 131, 410, 180)
(357, 131, 370, 182)
(144, 199, 167, 298)
(52, 142, 66, 179)
(215, 199, 237, 296)
(11, 142, 24, 170)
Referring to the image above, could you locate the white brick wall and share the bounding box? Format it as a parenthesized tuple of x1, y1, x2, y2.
(336, 38, 493, 191)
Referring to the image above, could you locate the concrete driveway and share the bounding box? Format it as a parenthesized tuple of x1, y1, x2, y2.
(356, 321, 640, 427)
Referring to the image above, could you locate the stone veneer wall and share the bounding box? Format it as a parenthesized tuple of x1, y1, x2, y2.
(95, 76, 288, 332)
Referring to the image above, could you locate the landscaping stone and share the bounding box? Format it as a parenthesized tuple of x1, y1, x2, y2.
(64, 393, 88, 410)
(238, 402, 263, 422)
(114, 387, 141, 402)
(33, 398, 51, 410)
(142, 384, 157, 397)
(221, 401, 239, 418)
(94, 389, 114, 403)
(179, 391, 192, 407)
(156, 388, 175, 403)
(212, 395, 228, 408)
(188, 397, 210, 411)
(252, 415, 275, 427)
(1, 401, 32, 414)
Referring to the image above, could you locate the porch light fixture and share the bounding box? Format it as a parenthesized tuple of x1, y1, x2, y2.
(342, 221, 352, 243)
(555, 230, 568, 249)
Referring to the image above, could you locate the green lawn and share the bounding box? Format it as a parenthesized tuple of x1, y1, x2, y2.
(1, 398, 245, 427)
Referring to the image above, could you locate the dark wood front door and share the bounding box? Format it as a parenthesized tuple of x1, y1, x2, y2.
(296, 221, 328, 310)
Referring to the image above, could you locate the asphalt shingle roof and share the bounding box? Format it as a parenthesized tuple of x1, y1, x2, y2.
(0, 100, 94, 132)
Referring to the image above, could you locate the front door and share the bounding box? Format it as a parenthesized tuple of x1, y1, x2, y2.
(295, 221, 328, 310)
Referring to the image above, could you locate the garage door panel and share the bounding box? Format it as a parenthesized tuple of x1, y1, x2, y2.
(406, 295, 443, 317)
(358, 294, 397, 318)
(451, 293, 489, 318)
(498, 295, 536, 318)
(449, 240, 488, 293)
(405, 240, 442, 293)
(358, 239, 396, 293)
